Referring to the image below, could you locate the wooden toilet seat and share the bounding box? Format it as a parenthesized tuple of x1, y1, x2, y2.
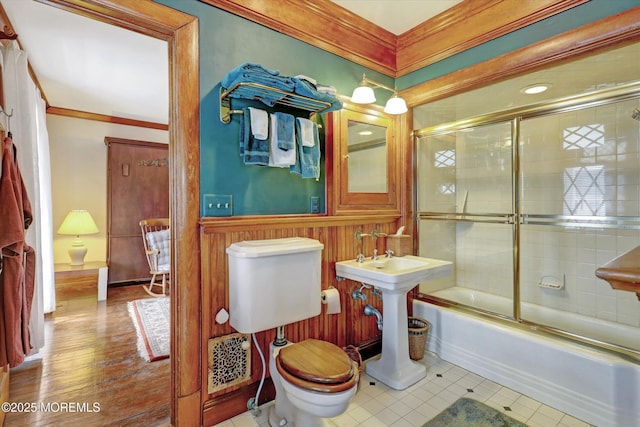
(276, 339, 359, 393)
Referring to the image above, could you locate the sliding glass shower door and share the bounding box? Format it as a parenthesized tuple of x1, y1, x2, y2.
(417, 122, 516, 319)
(518, 99, 640, 352)
(415, 91, 640, 355)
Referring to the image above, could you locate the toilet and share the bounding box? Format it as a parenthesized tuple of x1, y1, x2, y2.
(226, 237, 359, 427)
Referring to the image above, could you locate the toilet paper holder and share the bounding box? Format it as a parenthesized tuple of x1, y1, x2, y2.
(321, 286, 341, 314)
(321, 286, 338, 302)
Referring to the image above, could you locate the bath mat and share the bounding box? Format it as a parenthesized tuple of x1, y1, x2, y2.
(423, 397, 529, 427)
(128, 297, 170, 362)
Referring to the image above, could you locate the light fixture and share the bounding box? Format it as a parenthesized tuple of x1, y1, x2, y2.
(520, 83, 551, 95)
(350, 74, 408, 114)
(57, 210, 99, 266)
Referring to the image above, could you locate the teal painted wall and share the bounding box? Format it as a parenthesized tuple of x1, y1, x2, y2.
(155, 0, 637, 216)
(156, 0, 393, 216)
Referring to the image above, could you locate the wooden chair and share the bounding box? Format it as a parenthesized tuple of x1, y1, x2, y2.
(139, 218, 170, 297)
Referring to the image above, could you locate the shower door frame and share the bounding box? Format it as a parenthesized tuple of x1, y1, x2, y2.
(414, 80, 640, 359)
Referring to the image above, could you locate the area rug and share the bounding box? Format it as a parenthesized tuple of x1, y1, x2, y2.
(423, 398, 529, 427)
(128, 297, 170, 362)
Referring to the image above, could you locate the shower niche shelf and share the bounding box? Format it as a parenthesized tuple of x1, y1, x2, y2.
(219, 82, 333, 124)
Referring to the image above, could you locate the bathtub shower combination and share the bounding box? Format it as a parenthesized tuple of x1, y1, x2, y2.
(413, 80, 640, 427)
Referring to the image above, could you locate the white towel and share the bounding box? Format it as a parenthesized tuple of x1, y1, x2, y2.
(316, 85, 337, 96)
(248, 107, 269, 140)
(269, 114, 296, 167)
(295, 74, 317, 86)
(297, 118, 316, 147)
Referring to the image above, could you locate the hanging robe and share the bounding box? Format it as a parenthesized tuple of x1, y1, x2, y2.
(0, 135, 35, 368)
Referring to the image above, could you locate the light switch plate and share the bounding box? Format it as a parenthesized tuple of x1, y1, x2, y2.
(203, 194, 233, 216)
(310, 196, 320, 214)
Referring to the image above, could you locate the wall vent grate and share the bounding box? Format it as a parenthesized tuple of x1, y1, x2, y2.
(208, 333, 251, 394)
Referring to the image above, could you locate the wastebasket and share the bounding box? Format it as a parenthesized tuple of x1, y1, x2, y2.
(408, 317, 430, 361)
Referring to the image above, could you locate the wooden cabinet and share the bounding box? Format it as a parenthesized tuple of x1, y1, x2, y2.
(106, 137, 168, 284)
(328, 98, 401, 215)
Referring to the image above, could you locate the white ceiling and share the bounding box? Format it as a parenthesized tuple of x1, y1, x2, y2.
(330, 0, 462, 35)
(0, 0, 457, 125)
(1, 0, 169, 124)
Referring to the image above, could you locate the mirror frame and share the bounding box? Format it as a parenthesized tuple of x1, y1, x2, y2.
(327, 98, 400, 215)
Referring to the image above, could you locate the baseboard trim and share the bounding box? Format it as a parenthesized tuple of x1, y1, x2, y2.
(355, 336, 382, 362)
(202, 379, 276, 426)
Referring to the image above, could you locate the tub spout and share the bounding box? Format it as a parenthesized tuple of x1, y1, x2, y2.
(364, 304, 383, 331)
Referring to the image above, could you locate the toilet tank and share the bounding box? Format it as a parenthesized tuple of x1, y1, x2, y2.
(226, 237, 324, 334)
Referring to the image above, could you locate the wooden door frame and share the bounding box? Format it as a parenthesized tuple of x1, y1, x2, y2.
(39, 1, 201, 425)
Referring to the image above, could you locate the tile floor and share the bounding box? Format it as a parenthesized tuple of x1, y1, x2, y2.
(214, 352, 594, 427)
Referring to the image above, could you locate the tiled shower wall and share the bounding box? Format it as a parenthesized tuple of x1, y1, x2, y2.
(417, 98, 640, 329)
(519, 100, 640, 327)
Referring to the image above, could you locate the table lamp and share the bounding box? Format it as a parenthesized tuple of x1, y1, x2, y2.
(57, 209, 99, 265)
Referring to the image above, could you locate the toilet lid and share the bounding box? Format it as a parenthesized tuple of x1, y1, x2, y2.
(278, 339, 354, 384)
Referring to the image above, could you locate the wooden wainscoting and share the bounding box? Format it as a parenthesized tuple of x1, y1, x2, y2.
(0, 364, 8, 426)
(200, 214, 402, 425)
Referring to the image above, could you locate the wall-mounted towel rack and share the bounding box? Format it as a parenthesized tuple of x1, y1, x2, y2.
(219, 82, 333, 124)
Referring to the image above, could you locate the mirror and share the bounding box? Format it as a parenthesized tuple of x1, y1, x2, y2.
(347, 120, 388, 193)
(329, 100, 400, 214)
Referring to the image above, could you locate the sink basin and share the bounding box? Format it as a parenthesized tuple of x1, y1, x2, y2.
(336, 255, 452, 291)
(336, 254, 453, 390)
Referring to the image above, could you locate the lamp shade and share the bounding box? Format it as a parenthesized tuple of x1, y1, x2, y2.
(384, 95, 408, 115)
(57, 210, 99, 236)
(351, 85, 376, 104)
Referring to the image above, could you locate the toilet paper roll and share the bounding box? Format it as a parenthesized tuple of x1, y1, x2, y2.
(321, 287, 341, 314)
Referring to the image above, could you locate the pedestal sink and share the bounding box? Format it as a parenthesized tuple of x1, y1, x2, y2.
(336, 255, 452, 390)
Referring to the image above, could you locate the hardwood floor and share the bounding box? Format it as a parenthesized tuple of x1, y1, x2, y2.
(5, 283, 170, 426)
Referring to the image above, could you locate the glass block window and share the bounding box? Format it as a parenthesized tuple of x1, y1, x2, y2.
(563, 165, 605, 216)
(563, 124, 604, 150)
(440, 183, 455, 195)
(435, 149, 455, 167)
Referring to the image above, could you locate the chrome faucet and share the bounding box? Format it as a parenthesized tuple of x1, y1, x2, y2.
(385, 249, 394, 258)
(356, 229, 387, 260)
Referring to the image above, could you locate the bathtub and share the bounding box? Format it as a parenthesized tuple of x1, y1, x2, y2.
(429, 287, 640, 352)
(413, 288, 640, 427)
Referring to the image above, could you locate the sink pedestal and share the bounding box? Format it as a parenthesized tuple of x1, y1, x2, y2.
(366, 289, 426, 390)
(335, 255, 452, 390)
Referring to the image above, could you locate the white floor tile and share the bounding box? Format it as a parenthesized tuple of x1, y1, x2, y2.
(371, 407, 402, 426)
(528, 410, 561, 427)
(217, 351, 594, 427)
(387, 399, 413, 417)
(389, 417, 415, 427)
(346, 405, 374, 423)
(559, 413, 593, 427)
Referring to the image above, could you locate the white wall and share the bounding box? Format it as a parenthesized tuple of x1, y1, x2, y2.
(47, 114, 168, 264)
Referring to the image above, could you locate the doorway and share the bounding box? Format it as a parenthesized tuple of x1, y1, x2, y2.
(40, 1, 201, 424)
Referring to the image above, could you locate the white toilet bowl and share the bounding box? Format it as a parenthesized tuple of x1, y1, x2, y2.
(269, 339, 359, 427)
